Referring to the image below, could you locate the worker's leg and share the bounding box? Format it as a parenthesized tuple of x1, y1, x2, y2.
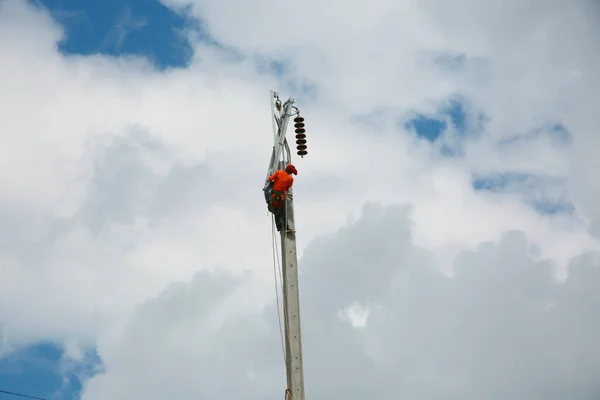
(276, 203, 287, 231)
(275, 208, 283, 231)
(270, 194, 286, 231)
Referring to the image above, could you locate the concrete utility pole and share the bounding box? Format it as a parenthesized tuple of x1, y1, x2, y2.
(263, 90, 308, 400)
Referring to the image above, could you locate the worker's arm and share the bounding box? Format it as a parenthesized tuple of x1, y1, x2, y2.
(268, 170, 281, 182)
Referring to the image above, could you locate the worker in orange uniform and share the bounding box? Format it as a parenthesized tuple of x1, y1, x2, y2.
(266, 164, 298, 231)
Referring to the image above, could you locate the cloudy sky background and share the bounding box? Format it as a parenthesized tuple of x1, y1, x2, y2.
(1, 0, 600, 398)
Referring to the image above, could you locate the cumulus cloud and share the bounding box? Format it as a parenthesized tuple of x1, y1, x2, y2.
(82, 204, 600, 399)
(0, 0, 599, 398)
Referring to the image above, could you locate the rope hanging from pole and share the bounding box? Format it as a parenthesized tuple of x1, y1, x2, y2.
(272, 214, 286, 363)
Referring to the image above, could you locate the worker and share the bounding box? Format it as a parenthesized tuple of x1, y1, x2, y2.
(266, 164, 298, 231)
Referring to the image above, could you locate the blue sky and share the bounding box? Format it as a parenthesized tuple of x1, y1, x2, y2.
(0, 343, 63, 399)
(404, 100, 466, 142)
(38, 0, 194, 69)
(403, 100, 468, 157)
(0, 342, 100, 400)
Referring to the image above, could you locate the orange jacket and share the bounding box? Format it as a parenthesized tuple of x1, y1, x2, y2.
(269, 170, 294, 193)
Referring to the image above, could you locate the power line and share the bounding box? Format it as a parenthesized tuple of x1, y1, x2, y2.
(0, 389, 49, 400)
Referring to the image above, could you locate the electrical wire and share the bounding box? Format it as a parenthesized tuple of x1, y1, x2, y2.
(0, 389, 49, 400)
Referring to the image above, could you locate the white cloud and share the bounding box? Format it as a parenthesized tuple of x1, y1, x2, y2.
(0, 0, 599, 398)
(338, 301, 370, 329)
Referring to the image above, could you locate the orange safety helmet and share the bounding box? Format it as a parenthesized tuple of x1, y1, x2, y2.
(285, 164, 298, 175)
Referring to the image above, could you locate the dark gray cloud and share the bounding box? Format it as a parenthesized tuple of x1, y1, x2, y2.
(83, 202, 600, 399)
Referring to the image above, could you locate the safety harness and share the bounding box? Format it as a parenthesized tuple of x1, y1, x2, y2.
(271, 189, 285, 202)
